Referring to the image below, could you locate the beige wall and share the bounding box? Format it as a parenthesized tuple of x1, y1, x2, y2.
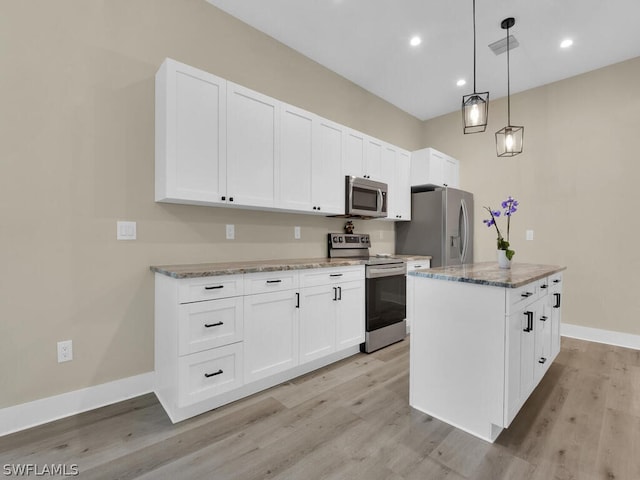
(423, 56, 640, 337)
(0, 0, 423, 408)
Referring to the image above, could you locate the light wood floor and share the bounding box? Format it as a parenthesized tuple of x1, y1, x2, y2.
(1, 337, 639, 479)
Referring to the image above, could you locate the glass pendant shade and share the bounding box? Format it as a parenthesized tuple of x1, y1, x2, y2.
(462, 92, 489, 134)
(495, 125, 524, 157)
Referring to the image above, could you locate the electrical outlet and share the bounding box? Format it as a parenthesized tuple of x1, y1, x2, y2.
(57, 340, 73, 363)
(226, 224, 235, 240)
(294, 226, 301, 240)
(526, 229, 534, 241)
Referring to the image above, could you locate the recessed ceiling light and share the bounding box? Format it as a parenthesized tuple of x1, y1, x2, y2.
(410, 36, 422, 47)
(560, 38, 573, 48)
(456, 79, 467, 87)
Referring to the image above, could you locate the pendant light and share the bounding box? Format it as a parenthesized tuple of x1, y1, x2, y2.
(462, 0, 489, 134)
(495, 17, 524, 156)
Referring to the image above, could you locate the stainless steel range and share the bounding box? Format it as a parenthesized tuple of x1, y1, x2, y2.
(328, 233, 407, 353)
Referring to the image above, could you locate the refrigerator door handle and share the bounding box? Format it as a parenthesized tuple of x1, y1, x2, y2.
(460, 198, 470, 263)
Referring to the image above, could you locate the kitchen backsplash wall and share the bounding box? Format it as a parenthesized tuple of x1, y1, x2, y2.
(0, 0, 420, 409)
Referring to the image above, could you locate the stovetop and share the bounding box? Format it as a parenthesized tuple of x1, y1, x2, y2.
(327, 233, 404, 266)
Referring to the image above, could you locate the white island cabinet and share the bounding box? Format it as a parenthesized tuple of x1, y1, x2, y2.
(409, 262, 565, 442)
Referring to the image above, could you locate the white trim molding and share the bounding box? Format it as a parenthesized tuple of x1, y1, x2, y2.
(562, 323, 640, 351)
(0, 372, 154, 438)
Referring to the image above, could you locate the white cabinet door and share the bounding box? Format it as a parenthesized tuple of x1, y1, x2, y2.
(336, 280, 365, 349)
(395, 150, 412, 220)
(156, 59, 227, 205)
(312, 118, 344, 215)
(227, 82, 279, 208)
(244, 290, 298, 383)
(279, 104, 314, 212)
(535, 301, 553, 381)
(444, 156, 460, 188)
(365, 137, 384, 181)
(299, 285, 337, 364)
(343, 129, 366, 178)
(410, 147, 460, 188)
(549, 274, 563, 358)
(381, 145, 397, 219)
(405, 260, 430, 334)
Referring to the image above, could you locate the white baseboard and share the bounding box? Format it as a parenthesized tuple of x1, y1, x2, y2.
(562, 323, 640, 351)
(0, 372, 154, 438)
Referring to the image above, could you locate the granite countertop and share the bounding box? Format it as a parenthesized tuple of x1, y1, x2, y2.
(151, 255, 433, 279)
(409, 262, 566, 288)
(151, 257, 365, 279)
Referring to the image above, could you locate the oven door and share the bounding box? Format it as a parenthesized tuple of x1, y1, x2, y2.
(346, 176, 388, 218)
(365, 264, 406, 331)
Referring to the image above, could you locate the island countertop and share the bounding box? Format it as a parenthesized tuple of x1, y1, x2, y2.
(409, 261, 566, 288)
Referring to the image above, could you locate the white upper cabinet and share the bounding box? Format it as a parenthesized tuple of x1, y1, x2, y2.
(364, 137, 384, 181)
(312, 118, 344, 215)
(411, 147, 460, 189)
(156, 58, 227, 205)
(343, 129, 366, 178)
(226, 82, 280, 208)
(278, 104, 314, 212)
(381, 145, 411, 221)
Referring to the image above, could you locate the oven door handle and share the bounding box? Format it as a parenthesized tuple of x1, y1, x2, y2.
(366, 264, 407, 279)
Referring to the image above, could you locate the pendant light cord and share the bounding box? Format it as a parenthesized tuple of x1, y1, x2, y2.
(506, 24, 511, 126)
(472, 0, 477, 92)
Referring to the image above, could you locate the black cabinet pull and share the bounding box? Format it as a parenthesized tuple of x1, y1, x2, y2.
(333, 287, 338, 301)
(338, 286, 342, 300)
(540, 284, 548, 289)
(229, 197, 234, 202)
(523, 311, 533, 332)
(329, 273, 343, 277)
(538, 357, 547, 364)
(204, 369, 223, 378)
(204, 321, 224, 328)
(540, 316, 548, 322)
(521, 292, 533, 298)
(313, 206, 317, 210)
(266, 279, 282, 284)
(221, 196, 226, 201)
(317, 206, 321, 211)
(553, 279, 561, 284)
(553, 293, 561, 308)
(295, 292, 300, 308)
(205, 285, 224, 290)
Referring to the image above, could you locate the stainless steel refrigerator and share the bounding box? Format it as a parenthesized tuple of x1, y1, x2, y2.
(396, 187, 473, 267)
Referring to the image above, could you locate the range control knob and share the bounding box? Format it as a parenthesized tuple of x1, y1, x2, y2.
(338, 237, 343, 243)
(332, 236, 339, 243)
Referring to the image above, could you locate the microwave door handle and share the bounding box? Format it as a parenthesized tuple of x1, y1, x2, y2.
(377, 188, 383, 215)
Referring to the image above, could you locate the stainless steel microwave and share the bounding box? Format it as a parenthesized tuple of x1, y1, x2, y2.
(345, 176, 388, 218)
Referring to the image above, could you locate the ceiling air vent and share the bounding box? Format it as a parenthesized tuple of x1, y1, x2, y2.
(489, 35, 519, 55)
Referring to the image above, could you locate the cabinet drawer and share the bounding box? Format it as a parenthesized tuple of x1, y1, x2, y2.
(178, 274, 244, 304)
(178, 297, 243, 355)
(406, 260, 430, 272)
(300, 266, 364, 288)
(549, 272, 563, 289)
(507, 281, 538, 312)
(537, 277, 551, 298)
(178, 343, 243, 407)
(244, 271, 299, 295)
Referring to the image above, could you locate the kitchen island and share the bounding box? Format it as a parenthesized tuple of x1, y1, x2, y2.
(408, 262, 565, 442)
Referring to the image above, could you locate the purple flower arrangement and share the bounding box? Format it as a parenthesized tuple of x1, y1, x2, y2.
(483, 196, 519, 261)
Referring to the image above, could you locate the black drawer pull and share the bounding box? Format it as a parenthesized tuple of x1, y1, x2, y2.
(266, 279, 282, 284)
(204, 369, 223, 378)
(538, 357, 547, 364)
(413, 265, 423, 269)
(540, 284, 548, 289)
(553, 279, 561, 283)
(205, 285, 224, 290)
(540, 316, 548, 322)
(521, 292, 533, 298)
(329, 273, 343, 277)
(204, 321, 224, 328)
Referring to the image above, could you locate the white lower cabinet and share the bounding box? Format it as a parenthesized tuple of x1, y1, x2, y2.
(244, 289, 299, 383)
(405, 259, 431, 333)
(154, 265, 365, 423)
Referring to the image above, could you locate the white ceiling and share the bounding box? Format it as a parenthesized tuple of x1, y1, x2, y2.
(206, 0, 640, 121)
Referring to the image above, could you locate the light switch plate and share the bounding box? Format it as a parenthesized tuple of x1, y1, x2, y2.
(294, 226, 301, 240)
(226, 224, 235, 240)
(526, 229, 534, 241)
(117, 221, 136, 240)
